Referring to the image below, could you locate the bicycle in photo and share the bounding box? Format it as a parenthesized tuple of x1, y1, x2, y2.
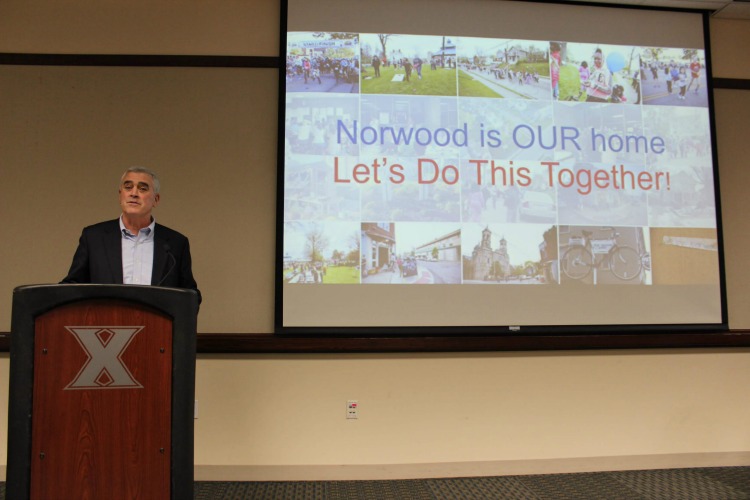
(561, 227, 647, 283)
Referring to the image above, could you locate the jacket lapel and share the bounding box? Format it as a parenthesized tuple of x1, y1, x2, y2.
(103, 220, 124, 284)
(152, 224, 168, 285)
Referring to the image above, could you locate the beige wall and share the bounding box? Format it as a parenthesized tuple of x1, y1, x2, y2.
(2, 2, 750, 480)
(195, 350, 750, 472)
(0, 65, 279, 334)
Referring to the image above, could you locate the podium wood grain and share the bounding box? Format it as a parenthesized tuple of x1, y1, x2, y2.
(30, 299, 172, 500)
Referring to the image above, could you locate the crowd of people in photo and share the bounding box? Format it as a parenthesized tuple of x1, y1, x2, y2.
(286, 112, 359, 156)
(389, 255, 418, 277)
(288, 50, 447, 86)
(286, 55, 360, 85)
(464, 183, 540, 223)
(362, 255, 418, 279)
(464, 62, 543, 88)
(367, 53, 455, 80)
(285, 261, 327, 284)
(641, 57, 703, 100)
(666, 135, 711, 160)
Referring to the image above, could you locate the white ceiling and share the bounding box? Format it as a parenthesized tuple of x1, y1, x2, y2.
(556, 0, 750, 19)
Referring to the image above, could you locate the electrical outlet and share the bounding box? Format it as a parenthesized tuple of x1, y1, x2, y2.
(347, 400, 359, 419)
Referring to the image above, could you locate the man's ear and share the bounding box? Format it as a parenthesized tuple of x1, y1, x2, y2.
(154, 193, 161, 207)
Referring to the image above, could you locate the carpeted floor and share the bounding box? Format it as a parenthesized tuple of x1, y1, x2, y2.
(3, 466, 750, 499)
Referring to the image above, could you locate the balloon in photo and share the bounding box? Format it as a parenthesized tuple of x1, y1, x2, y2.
(607, 52, 626, 73)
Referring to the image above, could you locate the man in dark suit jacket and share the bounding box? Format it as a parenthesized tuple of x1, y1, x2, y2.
(62, 167, 200, 303)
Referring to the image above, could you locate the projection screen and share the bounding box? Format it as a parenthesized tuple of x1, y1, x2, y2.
(277, 0, 725, 333)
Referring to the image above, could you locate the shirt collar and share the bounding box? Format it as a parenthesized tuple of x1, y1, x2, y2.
(119, 215, 156, 238)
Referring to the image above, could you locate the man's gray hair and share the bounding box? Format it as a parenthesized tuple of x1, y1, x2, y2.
(120, 166, 160, 194)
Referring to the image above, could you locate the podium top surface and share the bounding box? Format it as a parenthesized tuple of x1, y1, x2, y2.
(12, 283, 200, 323)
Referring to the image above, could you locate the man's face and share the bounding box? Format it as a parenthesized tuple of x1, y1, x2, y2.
(119, 172, 160, 219)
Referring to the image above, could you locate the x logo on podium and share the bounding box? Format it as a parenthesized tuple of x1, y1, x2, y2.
(64, 326, 144, 390)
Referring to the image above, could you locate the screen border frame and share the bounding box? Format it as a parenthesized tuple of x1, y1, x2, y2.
(274, 0, 731, 341)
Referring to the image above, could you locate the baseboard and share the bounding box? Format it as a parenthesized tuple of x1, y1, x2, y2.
(3, 453, 748, 483)
(194, 452, 750, 481)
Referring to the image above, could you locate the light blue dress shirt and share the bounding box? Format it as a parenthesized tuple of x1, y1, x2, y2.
(120, 216, 156, 285)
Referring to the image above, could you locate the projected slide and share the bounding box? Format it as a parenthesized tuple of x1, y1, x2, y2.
(279, 0, 722, 331)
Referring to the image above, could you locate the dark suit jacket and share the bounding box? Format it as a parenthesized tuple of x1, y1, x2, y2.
(62, 219, 201, 303)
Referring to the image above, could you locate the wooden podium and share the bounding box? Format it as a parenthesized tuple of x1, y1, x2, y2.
(6, 284, 199, 500)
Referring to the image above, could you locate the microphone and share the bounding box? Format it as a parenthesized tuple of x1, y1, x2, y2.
(158, 243, 177, 286)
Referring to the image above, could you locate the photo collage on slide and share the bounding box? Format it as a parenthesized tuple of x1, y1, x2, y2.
(282, 32, 719, 286)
